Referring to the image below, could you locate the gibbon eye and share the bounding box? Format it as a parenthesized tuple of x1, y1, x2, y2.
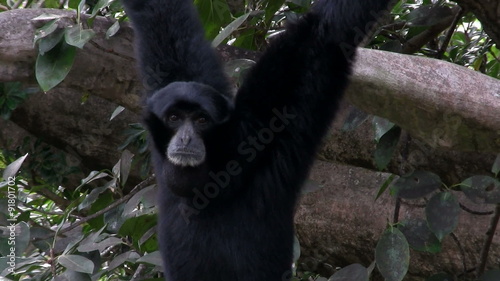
(196, 117, 207, 124)
(168, 114, 179, 122)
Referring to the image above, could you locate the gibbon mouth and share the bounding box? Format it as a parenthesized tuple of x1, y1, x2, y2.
(168, 149, 204, 157)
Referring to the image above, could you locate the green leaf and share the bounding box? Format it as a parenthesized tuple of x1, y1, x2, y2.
(407, 5, 454, 27)
(31, 13, 67, 21)
(44, 0, 60, 8)
(33, 19, 59, 45)
(77, 0, 86, 14)
(5, 98, 16, 110)
(80, 171, 109, 186)
(451, 31, 467, 45)
(341, 108, 369, 131)
(119, 150, 134, 186)
(425, 192, 459, 241)
(138, 226, 156, 246)
(375, 227, 409, 281)
(379, 40, 403, 52)
(287, 0, 311, 9)
(2, 153, 28, 180)
(110, 105, 125, 121)
(77, 237, 122, 252)
(78, 185, 109, 211)
(0, 222, 30, 257)
(231, 28, 257, 49)
(64, 25, 96, 49)
(123, 184, 155, 216)
(104, 202, 126, 233)
(107, 251, 140, 271)
(264, 0, 286, 25)
(58, 270, 92, 281)
(390, 171, 441, 199)
(374, 126, 401, 170)
(38, 28, 65, 55)
(35, 41, 76, 92)
(90, 0, 113, 18)
(14, 222, 30, 256)
(106, 20, 121, 39)
(460, 175, 500, 204)
(375, 174, 396, 200)
(399, 219, 441, 253)
(330, 264, 368, 281)
(58, 254, 94, 274)
(118, 214, 157, 245)
(195, 0, 231, 39)
(137, 251, 163, 267)
(212, 12, 251, 47)
(31, 226, 56, 252)
(372, 116, 395, 142)
(68, 0, 84, 10)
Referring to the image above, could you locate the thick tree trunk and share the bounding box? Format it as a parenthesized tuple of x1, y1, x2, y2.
(296, 160, 500, 280)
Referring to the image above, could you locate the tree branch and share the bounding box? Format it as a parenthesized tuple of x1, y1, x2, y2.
(477, 204, 500, 277)
(34, 176, 155, 241)
(1, 8, 499, 184)
(1, 9, 498, 153)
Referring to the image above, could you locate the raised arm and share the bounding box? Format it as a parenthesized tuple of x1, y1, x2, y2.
(122, 0, 230, 96)
(234, 0, 392, 140)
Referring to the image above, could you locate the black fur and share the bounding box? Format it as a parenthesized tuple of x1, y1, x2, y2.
(123, 0, 391, 280)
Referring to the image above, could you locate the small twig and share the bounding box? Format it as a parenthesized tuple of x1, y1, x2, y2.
(89, 41, 136, 61)
(489, 46, 500, 63)
(0, 4, 8, 10)
(26, 172, 70, 209)
(400, 199, 427, 208)
(393, 197, 401, 223)
(450, 232, 467, 274)
(459, 203, 494, 216)
(18, 201, 72, 216)
(477, 204, 500, 278)
(131, 264, 147, 281)
(58, 176, 154, 234)
(436, 6, 464, 59)
(457, 267, 477, 279)
(401, 10, 456, 54)
(34, 176, 155, 241)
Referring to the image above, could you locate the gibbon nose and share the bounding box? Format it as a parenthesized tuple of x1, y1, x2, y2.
(179, 124, 194, 145)
(180, 135, 191, 145)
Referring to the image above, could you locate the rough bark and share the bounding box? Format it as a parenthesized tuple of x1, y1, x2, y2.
(349, 49, 500, 153)
(1, 9, 499, 153)
(296, 160, 500, 280)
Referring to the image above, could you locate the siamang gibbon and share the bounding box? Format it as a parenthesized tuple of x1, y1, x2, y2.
(122, 0, 391, 280)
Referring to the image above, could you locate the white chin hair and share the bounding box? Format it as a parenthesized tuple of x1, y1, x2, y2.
(167, 153, 204, 167)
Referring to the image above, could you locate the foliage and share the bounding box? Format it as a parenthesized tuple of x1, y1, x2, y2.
(346, 1, 500, 279)
(368, 159, 500, 281)
(32, 0, 125, 92)
(0, 0, 499, 280)
(0, 83, 36, 120)
(0, 152, 161, 280)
